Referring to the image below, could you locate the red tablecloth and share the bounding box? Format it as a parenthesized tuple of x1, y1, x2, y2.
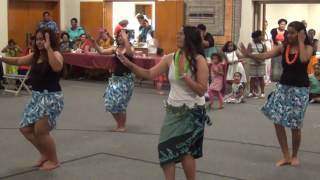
(63, 53, 167, 81)
(63, 53, 162, 70)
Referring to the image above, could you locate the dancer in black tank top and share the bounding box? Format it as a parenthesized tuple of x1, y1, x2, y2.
(89, 30, 134, 132)
(240, 21, 313, 167)
(0, 28, 64, 171)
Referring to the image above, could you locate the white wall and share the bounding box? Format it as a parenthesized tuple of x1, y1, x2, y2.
(266, 4, 308, 34)
(112, 1, 155, 38)
(307, 4, 320, 39)
(238, 0, 254, 46)
(0, 0, 8, 56)
(266, 4, 320, 39)
(60, 0, 80, 31)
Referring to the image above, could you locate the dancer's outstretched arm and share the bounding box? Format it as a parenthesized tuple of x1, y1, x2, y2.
(240, 42, 282, 61)
(89, 34, 115, 55)
(117, 52, 171, 80)
(0, 53, 33, 66)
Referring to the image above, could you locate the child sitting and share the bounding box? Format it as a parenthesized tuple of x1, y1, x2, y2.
(208, 53, 224, 109)
(224, 72, 245, 104)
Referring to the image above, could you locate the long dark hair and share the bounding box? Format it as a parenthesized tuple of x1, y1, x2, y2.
(222, 41, 237, 52)
(285, 21, 311, 46)
(182, 25, 205, 76)
(32, 28, 59, 74)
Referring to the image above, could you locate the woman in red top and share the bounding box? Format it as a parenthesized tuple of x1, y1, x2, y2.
(271, 19, 288, 45)
(114, 20, 128, 36)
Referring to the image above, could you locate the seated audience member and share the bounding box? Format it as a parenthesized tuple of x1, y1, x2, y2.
(309, 63, 320, 103)
(97, 29, 114, 49)
(74, 34, 92, 53)
(67, 17, 85, 43)
(60, 32, 73, 52)
(1, 39, 22, 74)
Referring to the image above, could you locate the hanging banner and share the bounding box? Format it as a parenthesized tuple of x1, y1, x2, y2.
(185, 0, 225, 36)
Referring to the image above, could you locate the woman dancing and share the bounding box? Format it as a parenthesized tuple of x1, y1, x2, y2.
(0, 28, 64, 170)
(90, 30, 134, 132)
(117, 26, 209, 180)
(240, 21, 312, 167)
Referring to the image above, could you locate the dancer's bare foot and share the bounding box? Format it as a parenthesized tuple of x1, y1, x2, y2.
(39, 161, 60, 171)
(291, 157, 300, 166)
(111, 128, 127, 132)
(33, 156, 48, 167)
(218, 106, 224, 110)
(276, 159, 291, 167)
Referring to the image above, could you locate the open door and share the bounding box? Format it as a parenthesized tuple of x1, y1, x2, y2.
(155, 0, 184, 54)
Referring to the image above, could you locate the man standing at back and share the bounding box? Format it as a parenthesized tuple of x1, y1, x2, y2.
(37, 11, 59, 33)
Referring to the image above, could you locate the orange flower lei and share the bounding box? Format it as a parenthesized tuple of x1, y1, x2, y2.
(285, 45, 299, 65)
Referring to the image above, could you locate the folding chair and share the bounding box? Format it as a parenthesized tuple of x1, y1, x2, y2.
(3, 68, 31, 96)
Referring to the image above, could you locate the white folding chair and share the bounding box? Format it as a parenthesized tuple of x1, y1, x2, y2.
(3, 68, 31, 96)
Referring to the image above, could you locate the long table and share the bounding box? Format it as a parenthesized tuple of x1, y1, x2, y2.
(62, 53, 167, 82)
(63, 53, 162, 70)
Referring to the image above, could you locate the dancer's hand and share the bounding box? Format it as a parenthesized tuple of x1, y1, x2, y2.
(120, 30, 128, 40)
(298, 30, 306, 44)
(44, 33, 51, 50)
(240, 42, 250, 57)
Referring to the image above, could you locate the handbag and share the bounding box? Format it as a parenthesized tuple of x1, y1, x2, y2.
(270, 56, 283, 82)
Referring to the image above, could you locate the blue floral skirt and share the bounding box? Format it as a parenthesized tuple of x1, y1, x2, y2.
(261, 84, 309, 129)
(20, 90, 64, 130)
(104, 74, 134, 113)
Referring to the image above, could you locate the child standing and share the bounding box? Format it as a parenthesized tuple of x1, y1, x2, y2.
(223, 41, 247, 84)
(208, 53, 224, 109)
(224, 72, 245, 104)
(248, 30, 267, 98)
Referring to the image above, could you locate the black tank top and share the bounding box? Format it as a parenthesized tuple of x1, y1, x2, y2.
(113, 52, 133, 76)
(30, 59, 61, 92)
(279, 47, 309, 87)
